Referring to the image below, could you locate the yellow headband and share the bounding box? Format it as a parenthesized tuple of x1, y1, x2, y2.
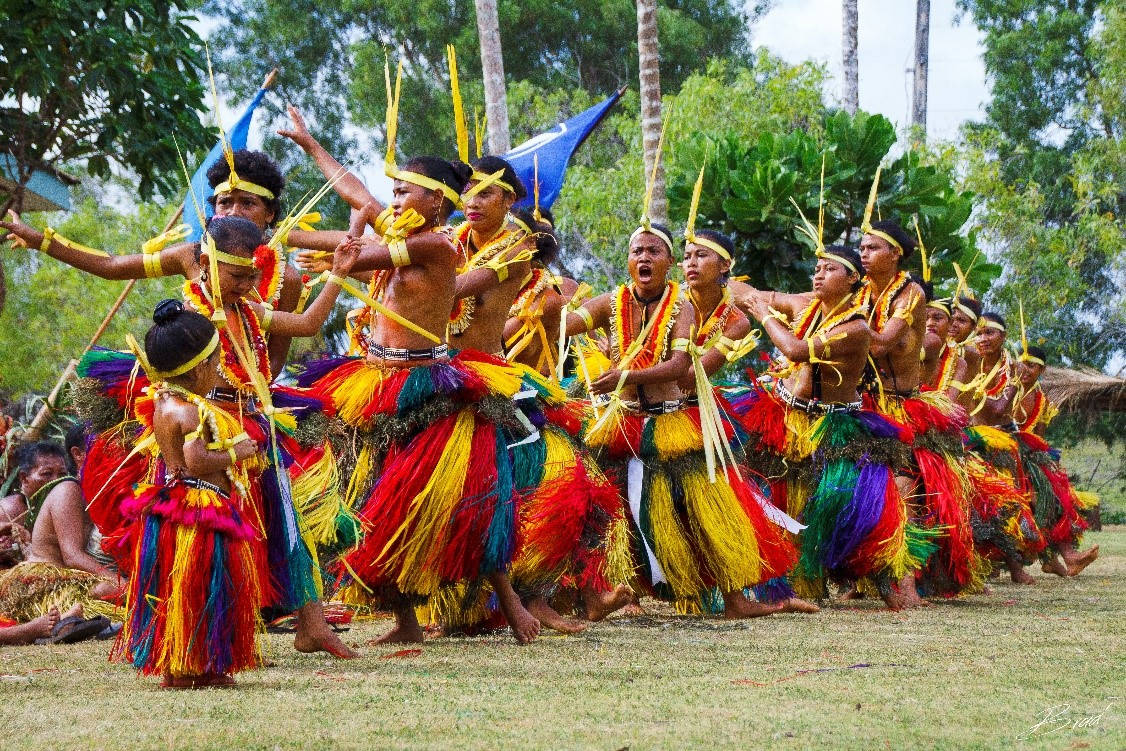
(212, 177, 275, 201)
(1018, 353, 1045, 366)
(954, 299, 979, 321)
(816, 249, 861, 277)
(980, 319, 1006, 332)
(683, 161, 731, 261)
(209, 248, 256, 267)
(153, 331, 220, 380)
(927, 298, 953, 316)
(630, 225, 674, 254)
(381, 58, 464, 209)
(864, 228, 905, 255)
(462, 168, 515, 199)
(859, 164, 903, 255)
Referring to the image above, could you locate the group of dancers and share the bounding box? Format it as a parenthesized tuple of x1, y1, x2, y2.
(0, 72, 1099, 689)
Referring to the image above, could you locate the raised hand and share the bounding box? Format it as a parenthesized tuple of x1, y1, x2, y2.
(277, 104, 316, 151)
(2, 210, 34, 249)
(331, 237, 361, 276)
(294, 249, 333, 273)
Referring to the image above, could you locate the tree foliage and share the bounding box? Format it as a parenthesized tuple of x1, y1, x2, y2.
(203, 0, 759, 170)
(956, 0, 1125, 370)
(0, 190, 181, 397)
(0, 1, 214, 207)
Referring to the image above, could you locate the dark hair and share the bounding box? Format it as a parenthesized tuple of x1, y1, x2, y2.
(981, 311, 1007, 330)
(63, 423, 86, 473)
(470, 155, 527, 200)
(634, 221, 676, 256)
(868, 220, 916, 258)
(1025, 345, 1047, 363)
(401, 156, 473, 218)
(956, 296, 983, 319)
(206, 149, 285, 225)
(144, 299, 218, 376)
(201, 215, 264, 262)
(910, 273, 935, 302)
(823, 245, 865, 290)
(17, 441, 65, 476)
(511, 208, 559, 267)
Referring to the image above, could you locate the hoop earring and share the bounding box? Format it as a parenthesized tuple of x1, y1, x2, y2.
(200, 268, 209, 284)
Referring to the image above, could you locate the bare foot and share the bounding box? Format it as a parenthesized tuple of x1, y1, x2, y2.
(294, 625, 360, 658)
(1065, 546, 1098, 576)
(373, 622, 425, 645)
(294, 602, 359, 658)
(1041, 556, 1069, 577)
(498, 597, 541, 644)
(161, 672, 236, 690)
(487, 572, 540, 644)
(883, 575, 927, 609)
(582, 585, 634, 622)
(722, 591, 783, 619)
(779, 597, 820, 614)
(842, 588, 864, 601)
(526, 597, 587, 634)
(1009, 567, 1036, 585)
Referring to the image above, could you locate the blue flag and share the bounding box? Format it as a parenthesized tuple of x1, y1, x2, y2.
(183, 87, 268, 242)
(503, 90, 622, 211)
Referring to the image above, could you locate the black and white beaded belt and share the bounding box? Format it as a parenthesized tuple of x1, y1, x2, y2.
(176, 476, 230, 499)
(368, 341, 449, 362)
(775, 381, 860, 415)
(207, 388, 258, 411)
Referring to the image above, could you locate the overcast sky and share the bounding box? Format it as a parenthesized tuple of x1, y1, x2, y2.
(752, 0, 989, 141)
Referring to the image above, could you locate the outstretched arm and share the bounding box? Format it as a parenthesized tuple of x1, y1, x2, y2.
(730, 280, 811, 321)
(278, 105, 385, 216)
(3, 211, 193, 281)
(564, 293, 612, 337)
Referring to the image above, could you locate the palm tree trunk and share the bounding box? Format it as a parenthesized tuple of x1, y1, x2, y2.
(636, 0, 667, 224)
(474, 0, 511, 155)
(842, 0, 859, 115)
(912, 0, 931, 136)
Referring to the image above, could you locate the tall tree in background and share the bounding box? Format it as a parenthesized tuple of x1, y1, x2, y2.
(912, 0, 931, 135)
(474, 0, 511, 154)
(842, 0, 859, 114)
(636, 0, 667, 223)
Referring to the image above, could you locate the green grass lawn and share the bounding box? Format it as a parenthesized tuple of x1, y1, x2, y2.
(2, 528, 1123, 751)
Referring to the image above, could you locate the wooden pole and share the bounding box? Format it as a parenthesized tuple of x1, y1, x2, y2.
(23, 204, 185, 440)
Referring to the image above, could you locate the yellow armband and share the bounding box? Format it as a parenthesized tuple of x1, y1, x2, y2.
(143, 251, 164, 278)
(574, 306, 594, 332)
(670, 338, 690, 352)
(389, 240, 410, 268)
(183, 428, 203, 445)
(260, 304, 274, 331)
(326, 273, 346, 287)
(765, 307, 789, 324)
(40, 227, 110, 257)
(373, 206, 394, 236)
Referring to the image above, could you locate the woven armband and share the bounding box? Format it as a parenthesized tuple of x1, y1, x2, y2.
(389, 240, 411, 268)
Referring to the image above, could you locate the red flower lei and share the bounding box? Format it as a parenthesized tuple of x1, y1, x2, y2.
(182, 280, 272, 393)
(609, 281, 681, 370)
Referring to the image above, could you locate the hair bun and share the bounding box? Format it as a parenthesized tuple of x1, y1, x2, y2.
(153, 298, 185, 325)
(448, 159, 473, 186)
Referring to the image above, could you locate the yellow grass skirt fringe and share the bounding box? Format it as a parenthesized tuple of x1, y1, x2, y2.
(0, 561, 122, 623)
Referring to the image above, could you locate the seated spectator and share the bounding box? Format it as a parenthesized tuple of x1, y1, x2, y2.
(0, 425, 123, 625)
(1, 441, 68, 567)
